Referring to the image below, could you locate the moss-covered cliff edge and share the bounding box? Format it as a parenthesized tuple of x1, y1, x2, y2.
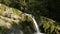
(0, 3, 60, 34)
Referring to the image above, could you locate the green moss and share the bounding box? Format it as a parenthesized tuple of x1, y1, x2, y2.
(0, 11, 2, 15)
(10, 21, 15, 25)
(0, 4, 7, 10)
(0, 16, 1, 19)
(4, 13, 8, 17)
(0, 26, 6, 30)
(27, 16, 33, 23)
(12, 8, 21, 15)
(2, 19, 8, 22)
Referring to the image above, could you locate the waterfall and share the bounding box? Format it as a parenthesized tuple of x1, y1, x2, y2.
(24, 13, 44, 34)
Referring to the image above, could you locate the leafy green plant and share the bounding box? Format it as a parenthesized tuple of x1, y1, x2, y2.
(40, 16, 60, 34)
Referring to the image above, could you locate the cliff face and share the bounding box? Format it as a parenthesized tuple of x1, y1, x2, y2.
(0, 3, 60, 34)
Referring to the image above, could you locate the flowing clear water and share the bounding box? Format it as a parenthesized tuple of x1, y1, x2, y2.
(24, 13, 44, 34)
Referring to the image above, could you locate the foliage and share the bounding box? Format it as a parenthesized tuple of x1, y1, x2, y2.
(40, 16, 60, 34)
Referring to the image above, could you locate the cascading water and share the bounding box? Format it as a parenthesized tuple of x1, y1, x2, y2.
(24, 13, 44, 34)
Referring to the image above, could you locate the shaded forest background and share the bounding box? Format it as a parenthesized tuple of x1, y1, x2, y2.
(0, 0, 60, 22)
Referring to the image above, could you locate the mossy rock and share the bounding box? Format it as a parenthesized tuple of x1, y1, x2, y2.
(0, 3, 34, 34)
